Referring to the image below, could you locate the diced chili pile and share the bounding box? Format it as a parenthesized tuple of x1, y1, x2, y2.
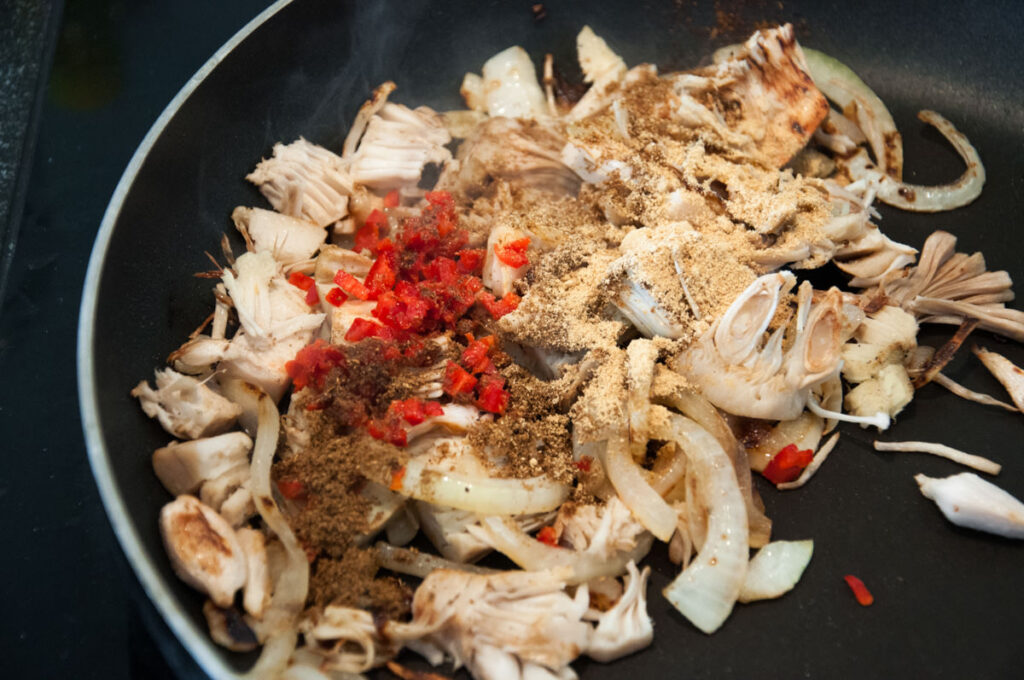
(285, 192, 519, 447)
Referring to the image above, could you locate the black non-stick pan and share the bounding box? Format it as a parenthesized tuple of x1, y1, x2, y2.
(79, 1, 1024, 677)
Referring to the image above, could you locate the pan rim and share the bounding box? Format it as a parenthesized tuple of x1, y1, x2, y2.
(76, 2, 293, 677)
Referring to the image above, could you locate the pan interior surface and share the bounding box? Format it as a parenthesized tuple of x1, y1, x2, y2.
(79, 1, 1024, 678)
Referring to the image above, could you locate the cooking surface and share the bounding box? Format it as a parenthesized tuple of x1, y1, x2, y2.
(5, 1, 1024, 678)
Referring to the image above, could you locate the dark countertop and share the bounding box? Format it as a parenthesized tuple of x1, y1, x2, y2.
(0, 2, 269, 677)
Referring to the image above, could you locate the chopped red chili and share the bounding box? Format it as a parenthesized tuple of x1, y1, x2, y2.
(287, 271, 316, 291)
(494, 237, 531, 268)
(344, 318, 384, 342)
(284, 339, 345, 390)
(844, 574, 874, 606)
(424, 190, 457, 236)
(364, 250, 397, 299)
(536, 526, 559, 547)
(478, 291, 521, 319)
(762, 443, 814, 484)
(389, 466, 407, 491)
(460, 336, 498, 375)
(355, 209, 388, 254)
(476, 374, 509, 414)
(456, 248, 486, 274)
(333, 270, 372, 300)
(276, 479, 307, 501)
(325, 287, 348, 307)
(575, 456, 593, 472)
(442, 361, 478, 396)
(383, 189, 400, 208)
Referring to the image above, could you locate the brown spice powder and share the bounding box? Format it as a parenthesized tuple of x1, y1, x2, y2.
(308, 546, 412, 621)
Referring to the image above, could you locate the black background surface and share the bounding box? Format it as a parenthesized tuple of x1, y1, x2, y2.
(4, 0, 1024, 678)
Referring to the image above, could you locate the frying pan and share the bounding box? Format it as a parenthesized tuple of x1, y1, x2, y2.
(78, 0, 1024, 677)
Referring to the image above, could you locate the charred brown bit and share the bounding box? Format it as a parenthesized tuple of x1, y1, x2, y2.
(912, 318, 979, 389)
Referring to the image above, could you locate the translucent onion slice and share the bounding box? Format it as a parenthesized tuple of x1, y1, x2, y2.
(603, 436, 678, 542)
(871, 111, 985, 212)
(394, 456, 570, 516)
(657, 390, 772, 547)
(245, 394, 309, 678)
(468, 516, 654, 585)
(661, 413, 749, 634)
(375, 542, 497, 579)
(802, 48, 902, 179)
(738, 540, 814, 603)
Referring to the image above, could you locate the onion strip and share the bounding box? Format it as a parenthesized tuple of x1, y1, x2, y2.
(660, 412, 748, 634)
(603, 435, 679, 542)
(873, 440, 1001, 475)
(657, 390, 772, 547)
(245, 394, 310, 679)
(468, 516, 654, 585)
(871, 111, 985, 212)
(802, 47, 902, 179)
(395, 456, 570, 516)
(375, 542, 497, 579)
(737, 540, 814, 603)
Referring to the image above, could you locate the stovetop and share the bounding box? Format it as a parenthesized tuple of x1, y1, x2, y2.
(0, 2, 271, 677)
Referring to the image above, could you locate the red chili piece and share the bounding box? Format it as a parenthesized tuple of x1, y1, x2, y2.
(276, 479, 306, 501)
(344, 318, 384, 342)
(442, 361, 478, 396)
(478, 291, 521, 320)
(355, 209, 388, 254)
(536, 526, 559, 547)
(460, 336, 497, 375)
(389, 466, 406, 491)
(284, 339, 345, 390)
(844, 574, 874, 606)
(325, 287, 348, 307)
(383, 190, 400, 208)
(494, 237, 531, 268)
(476, 374, 509, 414)
(333, 270, 372, 301)
(287, 271, 315, 291)
(762, 443, 814, 484)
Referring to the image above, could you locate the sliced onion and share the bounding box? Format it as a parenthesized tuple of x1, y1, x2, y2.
(660, 413, 748, 634)
(738, 540, 814, 603)
(468, 516, 654, 585)
(802, 48, 902, 179)
(394, 456, 569, 516)
(375, 542, 497, 579)
(870, 111, 985, 212)
(603, 435, 678, 542)
(656, 391, 772, 548)
(244, 394, 309, 678)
